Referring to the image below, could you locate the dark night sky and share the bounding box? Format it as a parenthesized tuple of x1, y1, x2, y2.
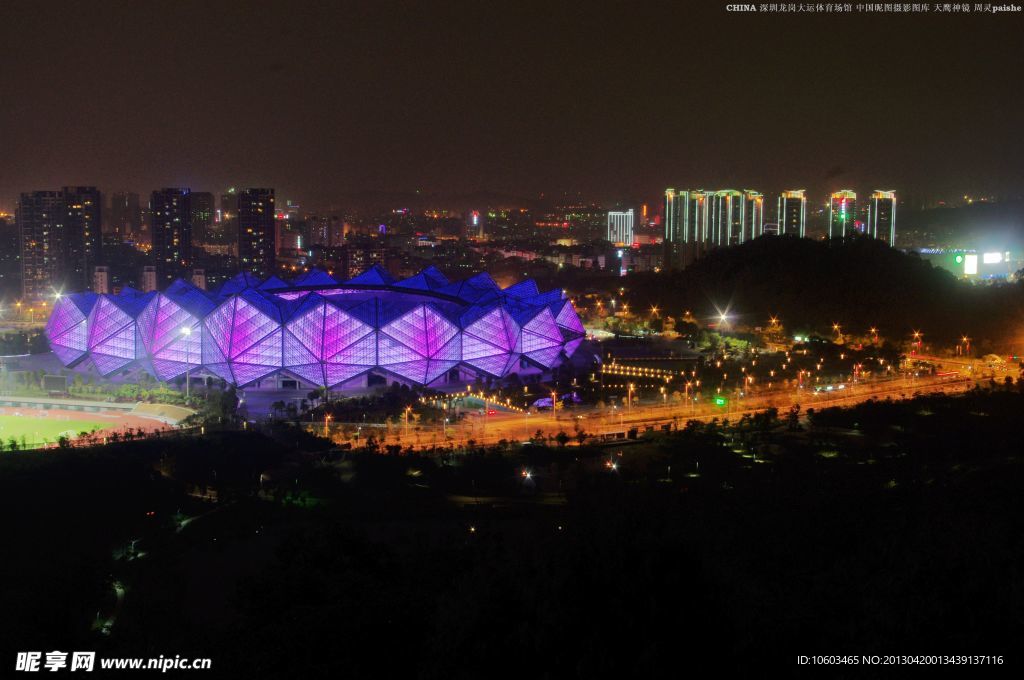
(1, 0, 1022, 210)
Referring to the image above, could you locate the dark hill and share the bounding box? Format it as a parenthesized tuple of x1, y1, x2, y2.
(626, 236, 1024, 349)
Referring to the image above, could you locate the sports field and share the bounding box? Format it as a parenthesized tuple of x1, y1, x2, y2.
(0, 414, 108, 448)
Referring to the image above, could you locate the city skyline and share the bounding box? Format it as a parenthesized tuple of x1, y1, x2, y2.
(1, 180, 969, 217)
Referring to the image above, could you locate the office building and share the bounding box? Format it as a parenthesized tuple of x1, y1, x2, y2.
(606, 209, 634, 246)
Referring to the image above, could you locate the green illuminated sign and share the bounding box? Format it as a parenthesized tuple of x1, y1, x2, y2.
(713, 396, 728, 407)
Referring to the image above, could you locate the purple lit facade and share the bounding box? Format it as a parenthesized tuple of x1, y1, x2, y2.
(44, 266, 586, 388)
(137, 279, 216, 381)
(86, 289, 154, 376)
(45, 292, 98, 367)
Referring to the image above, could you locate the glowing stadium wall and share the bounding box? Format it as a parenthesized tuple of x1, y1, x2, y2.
(44, 267, 586, 389)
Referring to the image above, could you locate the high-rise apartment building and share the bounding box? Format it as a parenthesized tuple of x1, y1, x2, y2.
(190, 192, 215, 244)
(150, 188, 193, 286)
(665, 187, 765, 267)
(220, 189, 238, 219)
(62, 186, 102, 290)
(663, 189, 712, 270)
(777, 189, 807, 237)
(829, 189, 857, 239)
(709, 190, 763, 246)
(17, 191, 66, 300)
(868, 190, 896, 246)
(108, 192, 141, 240)
(742, 190, 764, 242)
(709, 190, 743, 246)
(18, 187, 105, 298)
(238, 188, 276, 277)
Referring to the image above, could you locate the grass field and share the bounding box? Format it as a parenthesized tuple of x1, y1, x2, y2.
(0, 415, 109, 448)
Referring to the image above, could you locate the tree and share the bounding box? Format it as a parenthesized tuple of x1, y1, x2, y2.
(555, 431, 570, 448)
(788, 404, 801, 431)
(307, 387, 325, 408)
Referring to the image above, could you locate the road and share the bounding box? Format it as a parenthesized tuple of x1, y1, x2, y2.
(913, 353, 1019, 381)
(321, 373, 974, 451)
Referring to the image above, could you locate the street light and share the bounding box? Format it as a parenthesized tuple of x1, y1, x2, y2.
(180, 326, 193, 399)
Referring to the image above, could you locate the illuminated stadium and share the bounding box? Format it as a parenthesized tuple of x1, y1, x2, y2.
(43, 266, 585, 390)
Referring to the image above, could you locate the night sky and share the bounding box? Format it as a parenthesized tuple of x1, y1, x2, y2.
(1, 0, 1021, 210)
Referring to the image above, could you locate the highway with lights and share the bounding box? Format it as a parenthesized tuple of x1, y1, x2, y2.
(321, 371, 976, 451)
